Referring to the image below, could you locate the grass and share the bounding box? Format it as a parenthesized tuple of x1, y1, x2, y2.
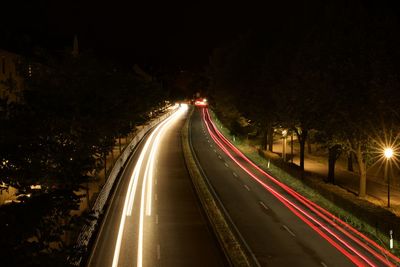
(210, 109, 400, 257)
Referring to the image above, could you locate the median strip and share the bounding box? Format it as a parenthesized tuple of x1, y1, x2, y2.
(181, 107, 253, 267)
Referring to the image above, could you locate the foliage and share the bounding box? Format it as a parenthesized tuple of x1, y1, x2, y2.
(0, 51, 166, 264)
(208, 1, 400, 195)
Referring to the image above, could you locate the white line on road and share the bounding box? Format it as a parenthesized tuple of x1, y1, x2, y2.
(259, 201, 269, 210)
(157, 244, 161, 260)
(209, 144, 213, 148)
(233, 172, 238, 177)
(224, 162, 229, 168)
(282, 225, 296, 237)
(218, 155, 222, 160)
(213, 149, 217, 153)
(321, 262, 328, 267)
(244, 185, 250, 191)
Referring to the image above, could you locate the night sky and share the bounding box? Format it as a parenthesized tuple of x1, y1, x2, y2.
(1, 1, 399, 70)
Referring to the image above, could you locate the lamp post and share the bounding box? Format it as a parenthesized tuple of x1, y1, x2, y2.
(282, 130, 287, 162)
(384, 147, 393, 208)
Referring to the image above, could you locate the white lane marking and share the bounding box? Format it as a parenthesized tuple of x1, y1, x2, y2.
(157, 244, 161, 260)
(207, 139, 210, 143)
(213, 149, 217, 153)
(156, 214, 159, 224)
(321, 262, 328, 267)
(244, 185, 250, 191)
(233, 172, 238, 177)
(282, 225, 296, 237)
(209, 144, 213, 148)
(218, 155, 222, 160)
(224, 162, 229, 168)
(259, 201, 269, 210)
(155, 193, 158, 201)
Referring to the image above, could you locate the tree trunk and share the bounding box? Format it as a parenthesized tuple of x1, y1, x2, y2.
(307, 140, 312, 154)
(347, 152, 354, 172)
(299, 138, 306, 172)
(104, 152, 107, 177)
(268, 126, 274, 152)
(262, 127, 268, 151)
(355, 145, 367, 198)
(297, 129, 308, 175)
(327, 145, 341, 184)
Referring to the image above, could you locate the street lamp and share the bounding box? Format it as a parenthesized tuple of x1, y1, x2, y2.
(384, 147, 393, 208)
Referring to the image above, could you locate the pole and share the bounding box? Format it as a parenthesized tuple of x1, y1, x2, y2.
(385, 160, 390, 208)
(388, 169, 391, 208)
(291, 132, 294, 163)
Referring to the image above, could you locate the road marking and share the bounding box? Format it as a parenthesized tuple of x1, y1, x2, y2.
(233, 172, 238, 178)
(207, 139, 210, 143)
(321, 262, 328, 267)
(155, 193, 158, 201)
(244, 185, 250, 191)
(259, 201, 269, 210)
(157, 244, 161, 260)
(282, 225, 296, 237)
(209, 144, 213, 148)
(224, 162, 229, 168)
(156, 214, 159, 224)
(213, 149, 217, 153)
(218, 155, 222, 160)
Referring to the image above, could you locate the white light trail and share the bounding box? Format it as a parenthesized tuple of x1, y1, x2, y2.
(137, 106, 186, 267)
(112, 105, 187, 267)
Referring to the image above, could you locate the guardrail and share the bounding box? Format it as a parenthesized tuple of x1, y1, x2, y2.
(69, 107, 177, 266)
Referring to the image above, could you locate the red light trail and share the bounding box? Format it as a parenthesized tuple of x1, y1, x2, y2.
(201, 107, 400, 267)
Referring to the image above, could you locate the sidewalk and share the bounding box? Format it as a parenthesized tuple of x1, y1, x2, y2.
(271, 137, 400, 212)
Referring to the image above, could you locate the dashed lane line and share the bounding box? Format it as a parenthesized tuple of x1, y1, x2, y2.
(282, 224, 296, 237)
(259, 201, 269, 211)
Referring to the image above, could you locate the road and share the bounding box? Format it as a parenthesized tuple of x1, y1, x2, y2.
(190, 107, 400, 267)
(88, 105, 225, 267)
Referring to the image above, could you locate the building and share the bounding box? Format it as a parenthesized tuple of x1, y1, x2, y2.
(0, 49, 25, 103)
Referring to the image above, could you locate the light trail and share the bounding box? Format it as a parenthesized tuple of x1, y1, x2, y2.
(201, 109, 369, 266)
(111, 105, 187, 267)
(202, 108, 400, 267)
(137, 105, 187, 267)
(204, 108, 400, 266)
(203, 108, 399, 266)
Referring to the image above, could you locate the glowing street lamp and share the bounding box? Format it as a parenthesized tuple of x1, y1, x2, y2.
(384, 147, 394, 208)
(384, 148, 393, 159)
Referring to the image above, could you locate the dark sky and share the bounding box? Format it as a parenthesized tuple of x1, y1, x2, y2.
(1, 1, 297, 69)
(1, 1, 399, 70)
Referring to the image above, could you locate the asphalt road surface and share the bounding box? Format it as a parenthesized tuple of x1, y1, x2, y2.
(88, 105, 225, 267)
(190, 107, 400, 267)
